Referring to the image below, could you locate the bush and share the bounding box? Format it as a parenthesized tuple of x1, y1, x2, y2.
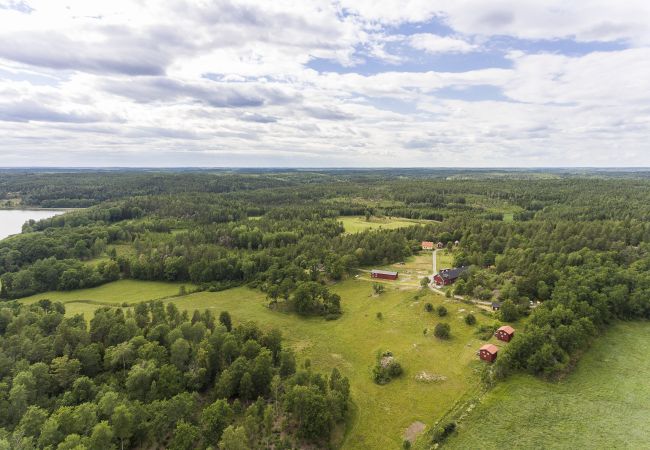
(437, 305, 447, 317)
(464, 314, 476, 325)
(376, 312, 383, 320)
(434, 323, 450, 339)
(431, 421, 456, 444)
(424, 303, 433, 312)
(372, 283, 385, 295)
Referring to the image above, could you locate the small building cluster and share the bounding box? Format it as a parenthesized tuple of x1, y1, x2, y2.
(371, 269, 399, 280)
(477, 326, 516, 363)
(433, 266, 467, 286)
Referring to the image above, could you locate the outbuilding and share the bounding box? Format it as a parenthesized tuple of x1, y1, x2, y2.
(495, 325, 515, 342)
(421, 241, 434, 250)
(478, 344, 498, 363)
(436, 241, 445, 249)
(371, 269, 398, 280)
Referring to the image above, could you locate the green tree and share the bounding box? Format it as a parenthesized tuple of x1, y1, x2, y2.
(200, 399, 233, 445)
(219, 311, 232, 332)
(218, 425, 248, 450)
(111, 405, 134, 450)
(169, 420, 200, 450)
(434, 323, 451, 339)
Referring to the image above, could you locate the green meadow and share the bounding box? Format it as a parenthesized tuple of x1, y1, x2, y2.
(339, 216, 434, 233)
(445, 321, 650, 449)
(19, 280, 193, 318)
(19, 276, 490, 449)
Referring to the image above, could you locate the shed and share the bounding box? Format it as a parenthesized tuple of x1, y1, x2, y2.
(491, 302, 501, 311)
(436, 241, 444, 249)
(495, 325, 515, 342)
(478, 344, 498, 363)
(371, 269, 398, 280)
(421, 241, 434, 250)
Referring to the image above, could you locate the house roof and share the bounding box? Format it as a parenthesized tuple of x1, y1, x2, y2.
(437, 266, 468, 280)
(498, 325, 515, 335)
(480, 344, 498, 354)
(371, 269, 398, 276)
(421, 241, 434, 248)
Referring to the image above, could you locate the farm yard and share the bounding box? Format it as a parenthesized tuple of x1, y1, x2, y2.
(18, 277, 492, 449)
(445, 322, 650, 449)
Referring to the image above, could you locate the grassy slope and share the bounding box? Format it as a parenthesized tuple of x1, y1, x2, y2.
(446, 321, 650, 449)
(19, 276, 489, 449)
(167, 280, 485, 449)
(19, 280, 192, 318)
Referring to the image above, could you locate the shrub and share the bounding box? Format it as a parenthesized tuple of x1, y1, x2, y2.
(437, 305, 447, 317)
(425, 303, 433, 312)
(431, 421, 457, 444)
(372, 283, 385, 295)
(434, 323, 450, 339)
(465, 314, 477, 325)
(376, 312, 383, 320)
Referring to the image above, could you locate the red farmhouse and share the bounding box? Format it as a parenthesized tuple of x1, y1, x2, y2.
(371, 269, 398, 280)
(495, 325, 515, 342)
(421, 241, 434, 250)
(433, 267, 467, 286)
(478, 344, 498, 363)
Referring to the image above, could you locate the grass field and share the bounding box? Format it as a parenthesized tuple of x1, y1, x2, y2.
(18, 276, 492, 449)
(339, 216, 433, 233)
(445, 321, 650, 449)
(168, 280, 486, 449)
(19, 280, 193, 318)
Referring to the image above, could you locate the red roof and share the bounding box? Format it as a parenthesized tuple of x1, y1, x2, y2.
(421, 241, 434, 249)
(480, 344, 498, 354)
(498, 325, 515, 335)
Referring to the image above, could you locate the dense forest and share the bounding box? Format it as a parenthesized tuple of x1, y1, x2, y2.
(3, 169, 650, 447)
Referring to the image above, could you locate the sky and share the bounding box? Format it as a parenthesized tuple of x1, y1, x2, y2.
(0, 0, 650, 167)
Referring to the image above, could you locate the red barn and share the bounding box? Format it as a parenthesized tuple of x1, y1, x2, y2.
(421, 241, 434, 250)
(478, 344, 498, 363)
(495, 325, 515, 342)
(433, 267, 468, 286)
(371, 269, 398, 280)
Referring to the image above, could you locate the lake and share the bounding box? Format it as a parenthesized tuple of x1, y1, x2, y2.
(0, 209, 67, 241)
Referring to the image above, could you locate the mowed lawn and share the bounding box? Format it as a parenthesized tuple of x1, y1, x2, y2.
(167, 280, 486, 449)
(445, 321, 650, 449)
(339, 216, 433, 233)
(19, 280, 192, 318)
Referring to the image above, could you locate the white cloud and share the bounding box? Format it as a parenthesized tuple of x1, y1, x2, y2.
(408, 34, 477, 54)
(1, 1, 650, 167)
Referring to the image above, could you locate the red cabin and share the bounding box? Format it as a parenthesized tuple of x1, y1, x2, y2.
(421, 241, 434, 250)
(478, 344, 498, 363)
(495, 325, 515, 342)
(433, 267, 468, 286)
(371, 269, 398, 280)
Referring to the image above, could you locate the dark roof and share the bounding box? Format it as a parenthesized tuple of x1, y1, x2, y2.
(437, 266, 468, 280)
(371, 269, 398, 276)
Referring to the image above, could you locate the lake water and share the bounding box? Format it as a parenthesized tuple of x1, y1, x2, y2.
(0, 210, 67, 241)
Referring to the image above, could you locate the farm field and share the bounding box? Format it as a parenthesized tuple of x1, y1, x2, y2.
(18, 279, 193, 318)
(339, 215, 433, 233)
(445, 321, 650, 449)
(18, 277, 491, 449)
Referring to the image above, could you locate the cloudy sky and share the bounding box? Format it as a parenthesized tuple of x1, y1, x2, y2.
(1, 0, 649, 167)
